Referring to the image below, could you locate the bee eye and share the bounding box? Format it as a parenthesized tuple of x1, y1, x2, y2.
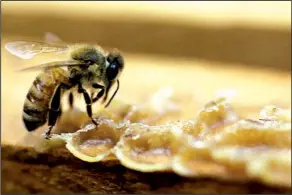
(106, 62, 119, 81)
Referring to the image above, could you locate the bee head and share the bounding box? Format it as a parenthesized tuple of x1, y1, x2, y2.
(105, 50, 124, 82)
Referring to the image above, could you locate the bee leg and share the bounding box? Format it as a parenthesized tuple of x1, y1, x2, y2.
(104, 80, 120, 108)
(91, 83, 105, 103)
(92, 88, 105, 103)
(91, 92, 97, 101)
(45, 83, 70, 139)
(92, 83, 104, 89)
(102, 81, 113, 105)
(68, 92, 74, 109)
(78, 83, 98, 126)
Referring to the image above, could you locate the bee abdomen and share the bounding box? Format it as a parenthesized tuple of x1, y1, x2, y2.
(22, 68, 69, 132)
(23, 111, 47, 131)
(22, 77, 53, 132)
(23, 98, 48, 131)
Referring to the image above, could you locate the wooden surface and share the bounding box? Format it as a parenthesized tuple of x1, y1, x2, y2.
(1, 2, 291, 193)
(2, 145, 291, 194)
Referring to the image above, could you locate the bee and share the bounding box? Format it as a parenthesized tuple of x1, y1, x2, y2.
(5, 37, 125, 139)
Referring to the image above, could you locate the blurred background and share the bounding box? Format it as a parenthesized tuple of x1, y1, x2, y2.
(1, 1, 291, 144)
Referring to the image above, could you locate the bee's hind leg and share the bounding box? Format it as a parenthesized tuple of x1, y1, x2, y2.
(45, 83, 70, 140)
(78, 83, 99, 126)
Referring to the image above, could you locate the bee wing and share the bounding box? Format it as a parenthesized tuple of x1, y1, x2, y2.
(17, 60, 88, 72)
(5, 41, 69, 60)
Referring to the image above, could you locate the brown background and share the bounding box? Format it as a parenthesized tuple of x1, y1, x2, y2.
(1, 1, 291, 144)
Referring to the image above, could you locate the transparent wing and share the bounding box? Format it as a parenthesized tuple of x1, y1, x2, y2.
(17, 60, 88, 72)
(5, 41, 69, 60)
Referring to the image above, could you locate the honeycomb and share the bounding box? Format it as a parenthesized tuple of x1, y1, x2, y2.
(43, 89, 291, 188)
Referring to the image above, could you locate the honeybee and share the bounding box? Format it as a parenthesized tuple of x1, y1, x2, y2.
(5, 36, 124, 139)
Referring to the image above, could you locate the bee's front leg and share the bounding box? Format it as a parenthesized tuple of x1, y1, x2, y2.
(104, 80, 120, 108)
(78, 83, 99, 126)
(91, 83, 105, 103)
(91, 90, 105, 103)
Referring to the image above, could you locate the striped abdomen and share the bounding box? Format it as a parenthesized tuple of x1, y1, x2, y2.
(23, 68, 69, 131)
